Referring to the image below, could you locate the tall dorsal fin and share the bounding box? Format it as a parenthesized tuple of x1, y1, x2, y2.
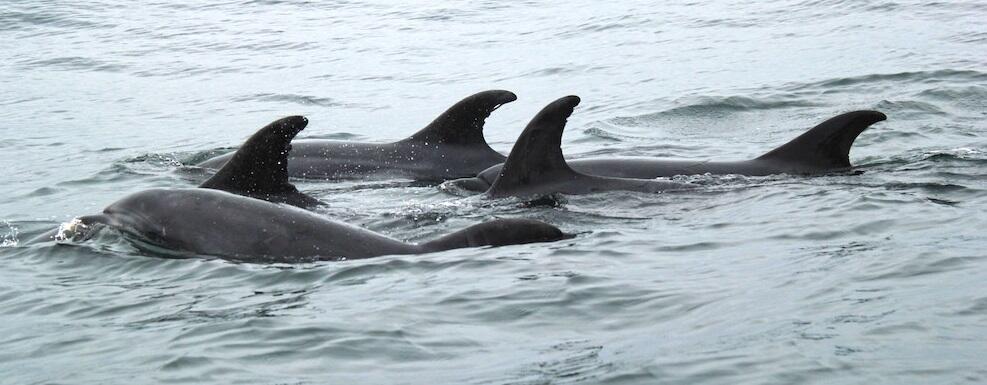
(756, 110, 886, 170)
(404, 90, 516, 148)
(486, 96, 583, 197)
(200, 116, 308, 198)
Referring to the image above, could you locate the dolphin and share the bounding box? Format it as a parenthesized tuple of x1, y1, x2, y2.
(70, 188, 567, 262)
(448, 106, 887, 193)
(63, 110, 566, 261)
(198, 90, 517, 182)
(485, 96, 692, 199)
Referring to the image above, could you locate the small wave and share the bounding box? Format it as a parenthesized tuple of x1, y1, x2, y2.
(781, 69, 987, 92)
(689, 17, 757, 28)
(508, 66, 584, 80)
(1, 220, 19, 248)
(405, 6, 477, 22)
(917, 85, 987, 101)
(232, 93, 341, 108)
(53, 218, 96, 243)
(124, 153, 186, 166)
(20, 57, 127, 73)
(581, 124, 645, 142)
(55, 153, 190, 188)
(137, 284, 313, 323)
(786, 0, 906, 13)
(190, 40, 318, 54)
(947, 30, 987, 44)
(131, 64, 248, 78)
(179, 148, 234, 165)
(558, 14, 655, 36)
(22, 187, 65, 198)
(883, 182, 970, 194)
(610, 95, 817, 127)
(792, 0, 973, 14)
(869, 148, 987, 170)
(496, 340, 612, 384)
(0, 11, 111, 31)
(921, 148, 985, 160)
(874, 99, 946, 116)
(955, 297, 987, 316)
(0, 96, 44, 107)
(915, 85, 987, 110)
(857, 256, 982, 283)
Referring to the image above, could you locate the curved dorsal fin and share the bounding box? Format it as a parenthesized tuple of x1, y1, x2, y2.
(404, 90, 516, 148)
(756, 110, 886, 170)
(486, 96, 583, 197)
(200, 116, 308, 198)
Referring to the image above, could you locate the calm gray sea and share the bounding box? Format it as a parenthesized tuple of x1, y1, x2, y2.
(1, 1, 985, 384)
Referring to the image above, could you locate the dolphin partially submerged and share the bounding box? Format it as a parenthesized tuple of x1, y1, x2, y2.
(198, 90, 517, 182)
(72, 188, 567, 262)
(448, 103, 887, 193)
(64, 111, 567, 261)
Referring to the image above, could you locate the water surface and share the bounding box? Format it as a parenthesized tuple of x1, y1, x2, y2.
(1, 1, 986, 384)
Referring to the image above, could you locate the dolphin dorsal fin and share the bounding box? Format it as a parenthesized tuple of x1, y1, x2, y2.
(200, 116, 308, 197)
(486, 96, 583, 197)
(756, 110, 886, 170)
(404, 90, 516, 148)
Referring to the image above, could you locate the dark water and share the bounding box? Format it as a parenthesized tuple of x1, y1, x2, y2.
(2, 1, 986, 384)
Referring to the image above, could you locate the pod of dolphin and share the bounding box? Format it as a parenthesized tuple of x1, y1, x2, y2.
(61, 90, 887, 262)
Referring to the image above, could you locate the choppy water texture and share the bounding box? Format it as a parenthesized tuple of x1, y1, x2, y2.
(2, 0, 986, 384)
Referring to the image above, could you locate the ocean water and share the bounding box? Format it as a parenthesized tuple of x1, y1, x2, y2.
(1, 0, 986, 383)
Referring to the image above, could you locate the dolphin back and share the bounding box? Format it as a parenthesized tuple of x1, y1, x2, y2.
(420, 218, 569, 252)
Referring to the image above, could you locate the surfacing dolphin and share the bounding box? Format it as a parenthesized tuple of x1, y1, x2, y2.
(70, 188, 567, 262)
(67, 115, 566, 261)
(198, 90, 517, 182)
(484, 96, 692, 199)
(448, 107, 887, 193)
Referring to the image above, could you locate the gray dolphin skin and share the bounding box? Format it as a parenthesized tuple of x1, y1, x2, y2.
(485, 96, 692, 199)
(74, 188, 568, 262)
(198, 90, 516, 182)
(199, 115, 321, 208)
(450, 109, 887, 193)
